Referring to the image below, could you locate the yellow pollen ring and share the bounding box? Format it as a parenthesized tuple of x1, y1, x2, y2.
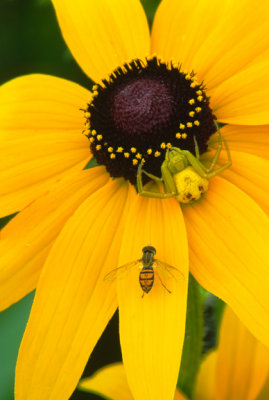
(110, 153, 116, 159)
(197, 96, 203, 102)
(132, 159, 139, 165)
(97, 134, 103, 141)
(124, 152, 130, 158)
(154, 151, 161, 157)
(91, 130, 97, 136)
(182, 133, 187, 139)
(195, 107, 202, 113)
(136, 153, 142, 159)
(89, 137, 95, 143)
(160, 142, 166, 149)
(179, 123, 185, 130)
(108, 147, 113, 152)
(147, 149, 153, 155)
(189, 99, 195, 105)
(190, 81, 198, 88)
(189, 111, 195, 117)
(176, 132, 181, 139)
(84, 112, 91, 119)
(187, 122, 193, 128)
(196, 90, 202, 95)
(131, 147, 137, 153)
(116, 147, 124, 152)
(96, 144, 101, 150)
(194, 120, 200, 126)
(166, 143, 172, 149)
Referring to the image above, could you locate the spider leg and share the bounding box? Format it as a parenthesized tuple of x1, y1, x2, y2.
(205, 121, 223, 173)
(137, 158, 178, 199)
(138, 189, 177, 199)
(193, 123, 223, 174)
(193, 136, 200, 160)
(206, 135, 232, 178)
(189, 123, 232, 178)
(137, 161, 176, 198)
(137, 161, 162, 193)
(181, 151, 209, 178)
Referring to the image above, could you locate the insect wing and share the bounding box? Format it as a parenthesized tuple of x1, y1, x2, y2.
(104, 260, 140, 282)
(154, 260, 185, 281)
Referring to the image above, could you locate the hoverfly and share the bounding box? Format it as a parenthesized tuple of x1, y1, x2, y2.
(104, 245, 184, 296)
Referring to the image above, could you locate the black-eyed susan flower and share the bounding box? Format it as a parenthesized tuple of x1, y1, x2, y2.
(0, 0, 269, 399)
(194, 306, 269, 400)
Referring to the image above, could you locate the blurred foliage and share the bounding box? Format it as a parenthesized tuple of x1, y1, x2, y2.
(0, 0, 160, 87)
(202, 294, 225, 355)
(0, 292, 35, 400)
(178, 275, 203, 399)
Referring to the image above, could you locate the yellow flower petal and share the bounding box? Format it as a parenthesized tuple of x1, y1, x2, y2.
(152, 0, 269, 122)
(52, 0, 150, 83)
(0, 167, 108, 311)
(151, 0, 224, 72)
(183, 177, 269, 347)
(79, 363, 133, 400)
(192, 2, 269, 90)
(215, 307, 269, 400)
(209, 125, 269, 159)
(203, 149, 269, 214)
(117, 195, 188, 400)
(194, 351, 217, 400)
(15, 179, 131, 400)
(0, 74, 90, 216)
(195, 307, 269, 400)
(151, 0, 269, 88)
(0, 74, 89, 130)
(79, 363, 189, 400)
(211, 59, 269, 125)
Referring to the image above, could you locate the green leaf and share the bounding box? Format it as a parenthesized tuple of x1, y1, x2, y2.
(141, 0, 161, 26)
(177, 274, 203, 399)
(0, 213, 17, 230)
(0, 292, 34, 400)
(84, 158, 99, 170)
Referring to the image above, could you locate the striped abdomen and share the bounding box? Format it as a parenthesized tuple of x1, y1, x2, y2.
(139, 266, 154, 294)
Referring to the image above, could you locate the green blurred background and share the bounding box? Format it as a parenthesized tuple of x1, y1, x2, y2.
(0, 1, 224, 399)
(0, 0, 160, 87)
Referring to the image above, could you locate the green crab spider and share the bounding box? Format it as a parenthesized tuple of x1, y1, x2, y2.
(137, 123, 232, 203)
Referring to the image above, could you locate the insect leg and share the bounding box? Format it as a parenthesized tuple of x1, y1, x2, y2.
(157, 273, 171, 294)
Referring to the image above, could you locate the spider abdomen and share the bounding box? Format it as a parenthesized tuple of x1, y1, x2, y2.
(174, 166, 209, 203)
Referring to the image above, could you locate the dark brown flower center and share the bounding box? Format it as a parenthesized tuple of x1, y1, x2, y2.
(112, 78, 174, 135)
(83, 57, 216, 184)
